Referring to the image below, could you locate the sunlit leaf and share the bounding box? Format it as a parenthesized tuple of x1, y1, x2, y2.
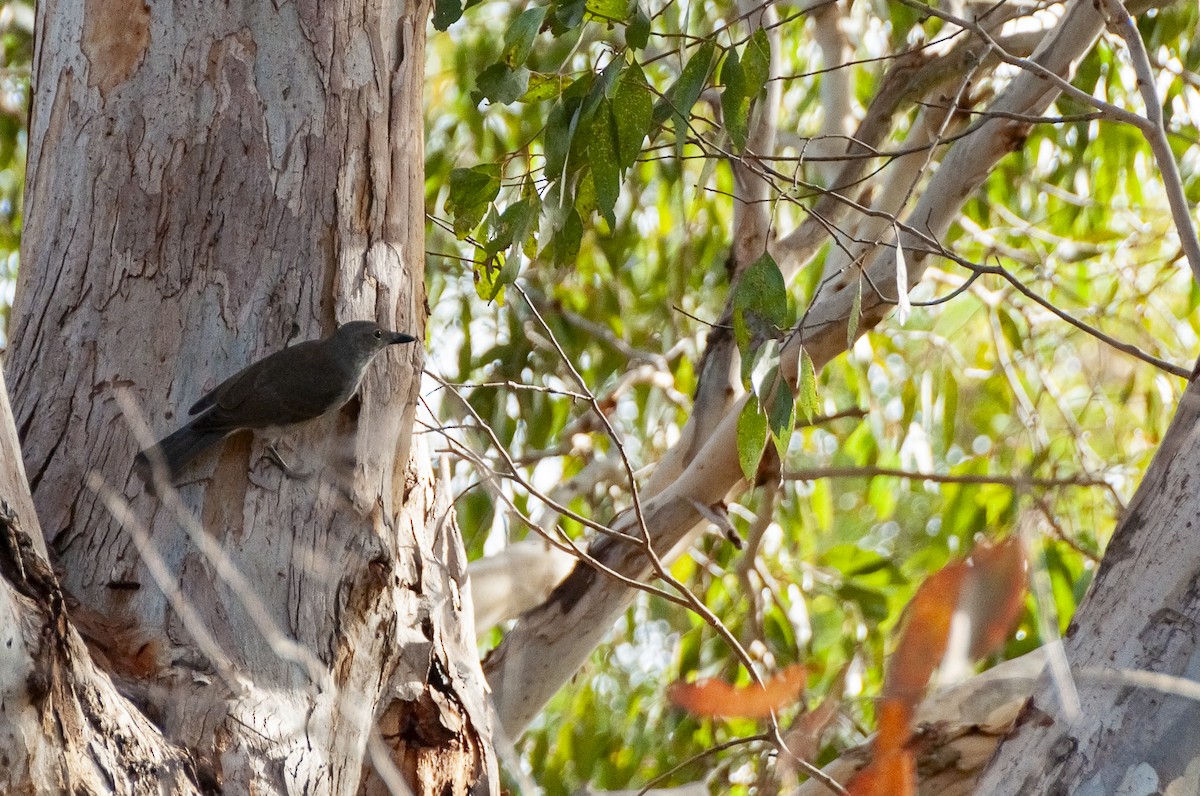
(521, 72, 570, 103)
(585, 0, 631, 22)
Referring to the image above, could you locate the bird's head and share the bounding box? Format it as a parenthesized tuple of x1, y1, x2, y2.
(335, 320, 418, 358)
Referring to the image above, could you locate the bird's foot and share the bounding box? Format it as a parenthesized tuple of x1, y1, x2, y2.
(264, 444, 314, 481)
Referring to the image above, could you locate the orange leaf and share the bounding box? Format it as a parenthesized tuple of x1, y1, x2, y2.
(667, 663, 808, 718)
(964, 536, 1027, 659)
(851, 535, 1028, 796)
(883, 560, 966, 707)
(846, 746, 916, 796)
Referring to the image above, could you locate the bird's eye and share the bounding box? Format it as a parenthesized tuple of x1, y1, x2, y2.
(374, 329, 382, 339)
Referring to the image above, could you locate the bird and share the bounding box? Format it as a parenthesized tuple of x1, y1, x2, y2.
(135, 320, 417, 485)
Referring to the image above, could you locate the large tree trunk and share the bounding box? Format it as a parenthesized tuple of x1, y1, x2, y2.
(1, 1, 496, 793)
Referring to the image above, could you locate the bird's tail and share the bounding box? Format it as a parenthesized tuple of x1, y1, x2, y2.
(135, 424, 227, 486)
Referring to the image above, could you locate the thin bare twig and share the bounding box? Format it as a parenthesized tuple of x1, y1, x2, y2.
(781, 465, 1113, 490)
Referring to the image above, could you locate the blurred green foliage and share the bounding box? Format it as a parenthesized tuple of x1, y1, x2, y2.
(0, 1, 31, 348)
(424, 0, 1200, 791)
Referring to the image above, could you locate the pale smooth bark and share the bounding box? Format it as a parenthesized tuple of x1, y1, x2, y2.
(3, 0, 495, 793)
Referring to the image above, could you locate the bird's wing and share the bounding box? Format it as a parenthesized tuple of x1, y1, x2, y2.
(200, 343, 350, 429)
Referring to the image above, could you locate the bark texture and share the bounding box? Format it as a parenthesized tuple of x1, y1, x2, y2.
(3, 0, 495, 793)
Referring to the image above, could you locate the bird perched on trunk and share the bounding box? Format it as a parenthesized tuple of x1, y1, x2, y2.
(135, 320, 417, 485)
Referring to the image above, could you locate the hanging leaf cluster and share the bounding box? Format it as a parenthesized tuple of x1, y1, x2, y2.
(436, 0, 773, 297)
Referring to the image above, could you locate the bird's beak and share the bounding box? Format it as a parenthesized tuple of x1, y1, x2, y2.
(391, 332, 418, 345)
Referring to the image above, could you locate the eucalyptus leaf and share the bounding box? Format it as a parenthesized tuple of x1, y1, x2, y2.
(731, 252, 789, 352)
(475, 63, 531, 105)
(502, 7, 548, 68)
(627, 4, 650, 48)
(653, 41, 716, 124)
(445, 165, 501, 237)
(613, 62, 653, 169)
(798, 347, 818, 422)
(522, 72, 569, 103)
(737, 396, 769, 480)
(585, 0, 632, 22)
(433, 0, 462, 30)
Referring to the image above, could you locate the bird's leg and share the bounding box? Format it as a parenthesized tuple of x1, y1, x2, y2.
(264, 442, 314, 481)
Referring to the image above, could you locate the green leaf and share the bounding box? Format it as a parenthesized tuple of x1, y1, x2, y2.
(585, 0, 631, 22)
(654, 42, 716, 124)
(767, 380, 795, 454)
(731, 252, 789, 351)
(590, 114, 620, 226)
(445, 165, 501, 237)
(543, 75, 595, 180)
(595, 56, 625, 104)
(942, 370, 958, 453)
(737, 397, 768, 480)
(474, 243, 506, 304)
(887, 0, 922, 44)
(433, 0, 462, 31)
(798, 348, 818, 422)
(626, 4, 650, 49)
(721, 32, 770, 151)
(743, 28, 771, 96)
(574, 168, 597, 219)
(551, 0, 586, 33)
(501, 7, 548, 68)
(720, 48, 749, 149)
(548, 207, 583, 264)
(997, 308, 1023, 352)
(521, 72, 569, 103)
(475, 63, 531, 105)
(483, 196, 540, 259)
(613, 62, 653, 169)
(518, 180, 542, 258)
